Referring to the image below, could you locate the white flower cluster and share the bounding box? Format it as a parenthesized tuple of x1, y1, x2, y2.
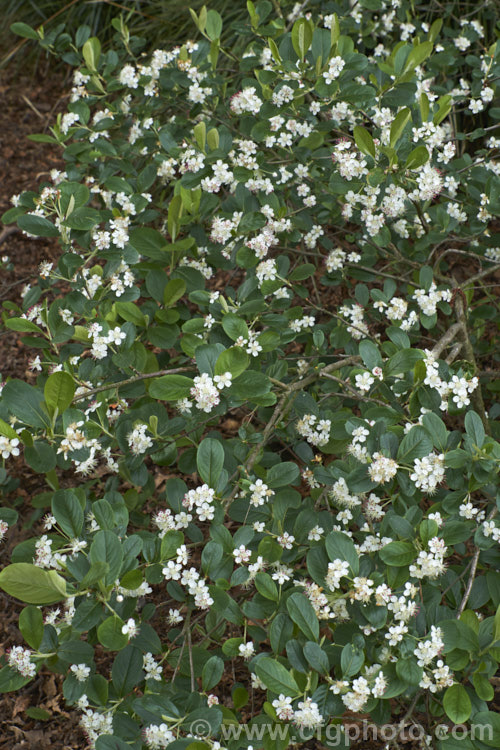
(143, 724, 175, 749)
(338, 304, 369, 340)
(230, 86, 263, 115)
(182, 484, 216, 522)
(80, 708, 114, 747)
(8, 646, 36, 678)
(332, 140, 368, 181)
(143, 652, 163, 681)
(323, 56, 345, 84)
(413, 283, 452, 316)
(410, 453, 445, 493)
(423, 351, 479, 410)
(248, 478, 274, 507)
(162, 546, 214, 610)
(330, 478, 361, 509)
(189, 371, 232, 413)
(368, 453, 398, 484)
(127, 423, 153, 455)
(325, 559, 350, 591)
(293, 697, 324, 729)
(296, 414, 331, 447)
(410, 536, 447, 579)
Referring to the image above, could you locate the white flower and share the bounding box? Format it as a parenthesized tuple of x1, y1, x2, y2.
(368, 453, 398, 484)
(8, 646, 36, 678)
(127, 423, 153, 455)
(272, 694, 294, 721)
(0, 436, 20, 460)
(213, 372, 232, 389)
(70, 663, 91, 681)
(238, 641, 255, 659)
(121, 618, 139, 639)
(233, 545, 251, 564)
(293, 697, 323, 729)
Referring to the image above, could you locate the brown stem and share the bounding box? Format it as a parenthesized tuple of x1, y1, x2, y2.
(72, 366, 195, 402)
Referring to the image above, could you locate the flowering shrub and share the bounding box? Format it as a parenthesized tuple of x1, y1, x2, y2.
(1, 2, 500, 749)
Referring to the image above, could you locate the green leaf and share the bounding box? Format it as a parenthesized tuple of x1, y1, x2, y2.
(389, 108, 411, 149)
(206, 9, 223, 40)
(222, 314, 248, 341)
(2, 380, 50, 429)
(359, 340, 382, 370)
(286, 593, 319, 641)
(115, 300, 146, 326)
(443, 684, 471, 724)
(19, 606, 44, 650)
(303, 642, 329, 674)
(90, 531, 123, 585)
(395, 658, 423, 686)
(197, 438, 224, 487)
(0, 417, 21, 441)
(82, 36, 101, 71)
(379, 541, 415, 566)
(341, 643, 364, 677)
(25, 707, 50, 721)
(289, 264, 315, 281)
(325, 531, 359, 575)
(63, 207, 101, 230)
(397, 426, 433, 464)
(0, 665, 32, 693)
(149, 375, 193, 401)
(494, 603, 500, 644)
(266, 462, 300, 488)
(17, 214, 59, 237)
(44, 372, 75, 416)
(385, 348, 424, 377)
(433, 95, 452, 126)
(472, 712, 500, 747)
(428, 18, 443, 43)
(473, 672, 494, 701)
(214, 347, 249, 379)
(254, 657, 300, 696)
(291, 17, 313, 60)
(129, 227, 169, 260)
(10, 22, 39, 40)
(440, 620, 479, 653)
(0, 563, 66, 604)
(161, 530, 184, 561)
(97, 616, 128, 650)
(164, 279, 186, 307)
(406, 145, 429, 170)
(421, 412, 447, 450)
(255, 572, 279, 601)
(52, 490, 84, 538)
(112, 646, 144, 696)
(403, 41, 433, 74)
(4, 318, 44, 335)
(202, 655, 224, 691)
(25, 442, 56, 474)
(353, 126, 376, 158)
(464, 411, 485, 448)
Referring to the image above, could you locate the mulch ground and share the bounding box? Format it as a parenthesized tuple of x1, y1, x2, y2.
(0, 65, 86, 748)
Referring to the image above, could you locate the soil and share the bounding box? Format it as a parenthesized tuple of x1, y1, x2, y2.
(0, 66, 86, 749)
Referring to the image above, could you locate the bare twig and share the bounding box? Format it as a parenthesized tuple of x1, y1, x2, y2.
(457, 507, 498, 617)
(72, 366, 195, 402)
(461, 262, 500, 288)
(453, 286, 490, 433)
(430, 322, 462, 359)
